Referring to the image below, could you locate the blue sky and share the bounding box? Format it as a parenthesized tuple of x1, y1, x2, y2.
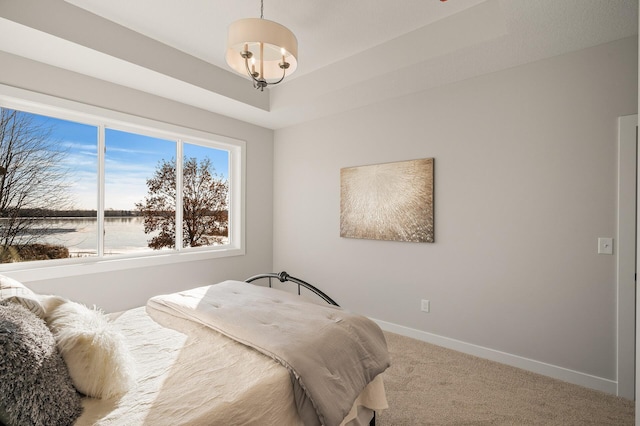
(31, 111, 229, 211)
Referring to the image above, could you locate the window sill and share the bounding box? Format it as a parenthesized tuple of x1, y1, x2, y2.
(0, 246, 245, 283)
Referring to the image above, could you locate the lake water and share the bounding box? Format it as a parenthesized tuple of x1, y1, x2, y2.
(14, 217, 161, 256)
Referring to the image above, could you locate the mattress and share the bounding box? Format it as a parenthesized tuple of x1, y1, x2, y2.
(75, 306, 387, 425)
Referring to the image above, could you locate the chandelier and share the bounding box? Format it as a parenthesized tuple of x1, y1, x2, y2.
(225, 0, 298, 91)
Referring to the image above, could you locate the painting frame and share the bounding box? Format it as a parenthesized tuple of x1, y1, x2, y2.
(340, 158, 434, 243)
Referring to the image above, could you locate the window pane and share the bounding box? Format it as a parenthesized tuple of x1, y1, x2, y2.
(182, 143, 229, 249)
(0, 107, 98, 263)
(105, 128, 175, 255)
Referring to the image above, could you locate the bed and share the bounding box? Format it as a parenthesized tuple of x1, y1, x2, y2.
(0, 272, 390, 426)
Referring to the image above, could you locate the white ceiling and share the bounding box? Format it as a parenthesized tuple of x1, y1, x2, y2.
(0, 0, 637, 129)
(64, 0, 488, 81)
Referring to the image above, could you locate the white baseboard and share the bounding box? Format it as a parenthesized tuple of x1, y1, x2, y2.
(372, 318, 617, 395)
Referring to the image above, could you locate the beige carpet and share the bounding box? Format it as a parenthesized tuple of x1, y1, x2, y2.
(376, 332, 634, 425)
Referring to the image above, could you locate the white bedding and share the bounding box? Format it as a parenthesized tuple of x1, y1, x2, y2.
(148, 281, 391, 426)
(75, 305, 387, 425)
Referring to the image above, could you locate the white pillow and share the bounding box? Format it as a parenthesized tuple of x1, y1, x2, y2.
(45, 300, 136, 399)
(0, 274, 45, 317)
(0, 274, 33, 298)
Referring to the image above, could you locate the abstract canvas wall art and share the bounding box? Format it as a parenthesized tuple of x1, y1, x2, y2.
(340, 158, 434, 243)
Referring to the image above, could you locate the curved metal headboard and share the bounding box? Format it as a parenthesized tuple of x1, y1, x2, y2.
(245, 271, 339, 307)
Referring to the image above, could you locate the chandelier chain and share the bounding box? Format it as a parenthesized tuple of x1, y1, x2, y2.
(260, 0, 264, 19)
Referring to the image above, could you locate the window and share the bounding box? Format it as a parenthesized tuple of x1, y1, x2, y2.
(0, 86, 244, 276)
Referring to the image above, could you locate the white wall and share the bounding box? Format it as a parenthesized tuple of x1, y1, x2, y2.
(273, 37, 638, 390)
(0, 51, 275, 312)
(636, 8, 640, 420)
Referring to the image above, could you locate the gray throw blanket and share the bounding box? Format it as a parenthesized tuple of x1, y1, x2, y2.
(147, 280, 390, 426)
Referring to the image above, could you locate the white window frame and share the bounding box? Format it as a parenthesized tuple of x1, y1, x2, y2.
(0, 84, 246, 282)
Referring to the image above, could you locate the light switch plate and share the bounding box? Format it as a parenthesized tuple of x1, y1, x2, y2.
(598, 237, 613, 255)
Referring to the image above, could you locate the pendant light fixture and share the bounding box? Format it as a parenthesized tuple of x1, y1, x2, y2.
(226, 0, 298, 91)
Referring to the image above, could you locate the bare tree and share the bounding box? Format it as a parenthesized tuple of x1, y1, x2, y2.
(0, 108, 72, 262)
(136, 157, 229, 249)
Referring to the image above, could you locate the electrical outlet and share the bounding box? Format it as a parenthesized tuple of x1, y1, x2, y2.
(421, 299, 430, 313)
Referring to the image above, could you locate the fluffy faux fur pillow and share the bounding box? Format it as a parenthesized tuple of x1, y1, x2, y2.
(45, 300, 136, 399)
(0, 301, 83, 426)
